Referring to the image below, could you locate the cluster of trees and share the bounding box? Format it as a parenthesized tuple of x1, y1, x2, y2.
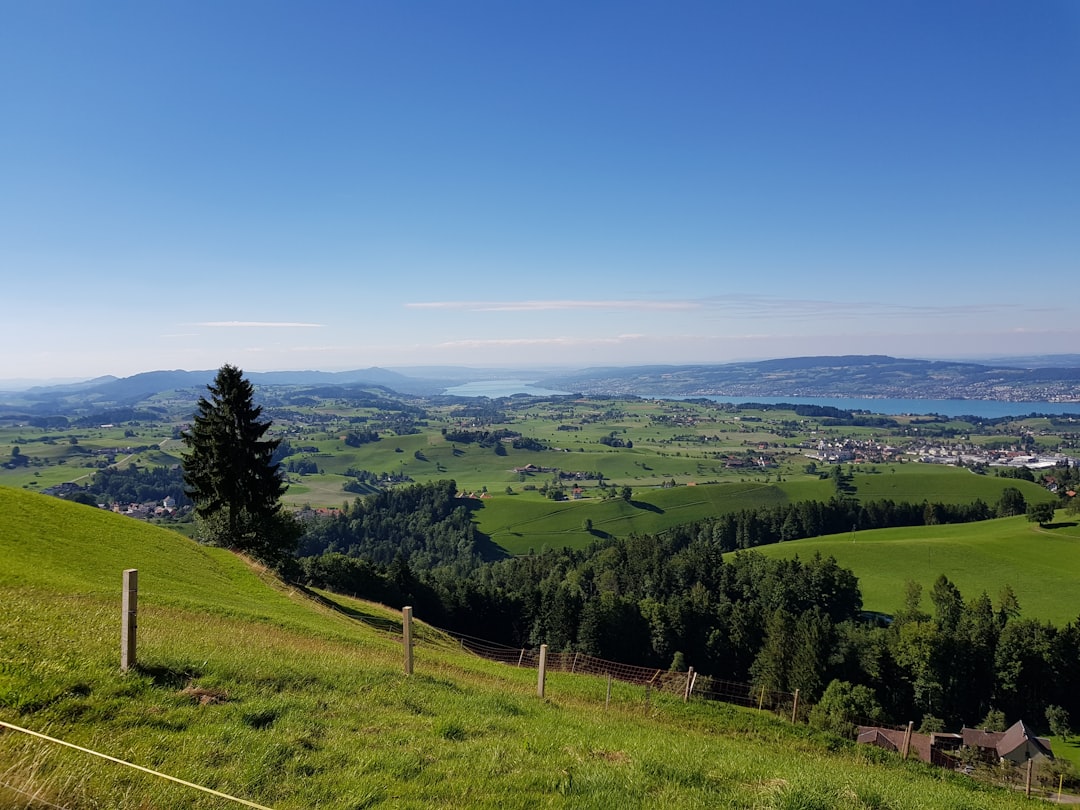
(877, 578, 1080, 730)
(675, 495, 996, 552)
(297, 479, 488, 572)
(442, 427, 520, 446)
(344, 429, 380, 447)
(598, 433, 633, 448)
(511, 436, 547, 451)
(285, 458, 320, 475)
(89, 465, 190, 506)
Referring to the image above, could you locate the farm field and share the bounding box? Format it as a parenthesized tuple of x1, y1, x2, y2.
(471, 465, 1054, 555)
(745, 512, 1080, 625)
(475, 480, 794, 554)
(0, 485, 1046, 809)
(848, 461, 1056, 505)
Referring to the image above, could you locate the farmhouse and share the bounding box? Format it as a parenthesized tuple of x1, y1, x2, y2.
(961, 720, 1054, 765)
(858, 719, 1053, 769)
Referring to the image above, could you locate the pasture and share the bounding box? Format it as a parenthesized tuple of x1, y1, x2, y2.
(0, 485, 1046, 809)
(746, 512, 1080, 625)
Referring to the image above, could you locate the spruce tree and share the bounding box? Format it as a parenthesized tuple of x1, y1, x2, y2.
(182, 364, 297, 566)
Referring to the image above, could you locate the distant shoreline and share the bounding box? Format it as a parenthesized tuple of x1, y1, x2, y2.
(442, 385, 1080, 418)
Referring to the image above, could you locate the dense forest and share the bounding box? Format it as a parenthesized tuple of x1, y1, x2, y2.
(295, 479, 1080, 733)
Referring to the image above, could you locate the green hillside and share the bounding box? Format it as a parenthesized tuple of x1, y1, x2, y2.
(474, 465, 1055, 555)
(746, 512, 1080, 624)
(0, 487, 1051, 808)
(476, 481, 796, 554)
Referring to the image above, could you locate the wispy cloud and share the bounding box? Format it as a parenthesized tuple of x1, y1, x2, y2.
(408, 296, 1058, 320)
(193, 321, 324, 328)
(407, 300, 699, 312)
(437, 335, 647, 349)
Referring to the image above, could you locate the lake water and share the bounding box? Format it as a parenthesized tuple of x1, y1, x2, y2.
(443, 379, 571, 398)
(442, 382, 1079, 418)
(649, 395, 1080, 418)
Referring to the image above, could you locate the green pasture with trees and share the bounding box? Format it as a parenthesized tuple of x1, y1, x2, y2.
(747, 512, 1080, 625)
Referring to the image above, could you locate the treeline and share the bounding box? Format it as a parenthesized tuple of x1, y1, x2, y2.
(671, 495, 998, 551)
(442, 428, 520, 446)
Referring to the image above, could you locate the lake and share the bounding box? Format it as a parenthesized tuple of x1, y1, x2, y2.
(649, 395, 1080, 418)
(443, 379, 571, 398)
(443, 382, 1079, 418)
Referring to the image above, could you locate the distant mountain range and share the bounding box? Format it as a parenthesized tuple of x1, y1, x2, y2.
(539, 355, 1080, 402)
(2, 355, 1079, 413)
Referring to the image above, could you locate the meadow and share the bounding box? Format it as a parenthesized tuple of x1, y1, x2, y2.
(0, 485, 1051, 809)
(746, 512, 1080, 625)
(472, 464, 1054, 555)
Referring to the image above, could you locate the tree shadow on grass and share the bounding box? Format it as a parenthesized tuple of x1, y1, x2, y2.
(135, 663, 204, 688)
(629, 500, 663, 514)
(457, 498, 511, 561)
(300, 585, 402, 633)
(1042, 521, 1078, 529)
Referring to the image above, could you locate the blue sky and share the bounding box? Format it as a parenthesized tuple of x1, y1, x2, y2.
(2, 1, 1078, 380)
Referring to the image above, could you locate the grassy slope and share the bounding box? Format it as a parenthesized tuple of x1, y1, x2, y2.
(746, 512, 1080, 624)
(851, 462, 1055, 506)
(478, 482, 796, 554)
(0, 486, 1040, 809)
(475, 465, 1054, 555)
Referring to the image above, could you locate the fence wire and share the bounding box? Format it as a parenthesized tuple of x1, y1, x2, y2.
(438, 627, 799, 708)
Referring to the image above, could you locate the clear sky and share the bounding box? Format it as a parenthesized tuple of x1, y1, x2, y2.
(2, 1, 1078, 381)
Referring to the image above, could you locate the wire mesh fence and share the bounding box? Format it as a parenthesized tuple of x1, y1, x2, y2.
(438, 626, 801, 711)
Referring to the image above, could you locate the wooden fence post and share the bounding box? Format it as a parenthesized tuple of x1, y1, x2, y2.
(683, 667, 695, 702)
(537, 644, 548, 698)
(758, 684, 766, 711)
(606, 673, 612, 708)
(1025, 757, 1032, 798)
(791, 689, 800, 723)
(120, 569, 138, 672)
(402, 606, 413, 676)
(901, 721, 913, 759)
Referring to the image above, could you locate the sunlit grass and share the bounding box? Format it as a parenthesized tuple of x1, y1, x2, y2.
(748, 512, 1080, 623)
(0, 486, 1050, 808)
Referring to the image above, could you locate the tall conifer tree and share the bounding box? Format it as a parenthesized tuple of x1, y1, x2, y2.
(182, 364, 296, 565)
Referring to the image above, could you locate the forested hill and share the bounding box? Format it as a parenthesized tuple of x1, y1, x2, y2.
(539, 355, 1080, 400)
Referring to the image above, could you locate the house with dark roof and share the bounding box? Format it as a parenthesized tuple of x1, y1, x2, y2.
(857, 719, 1051, 770)
(961, 720, 1054, 765)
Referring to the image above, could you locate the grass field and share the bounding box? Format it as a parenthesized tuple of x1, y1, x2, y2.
(745, 512, 1080, 624)
(850, 462, 1056, 506)
(470, 464, 1055, 555)
(477, 481, 797, 554)
(0, 485, 1049, 809)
